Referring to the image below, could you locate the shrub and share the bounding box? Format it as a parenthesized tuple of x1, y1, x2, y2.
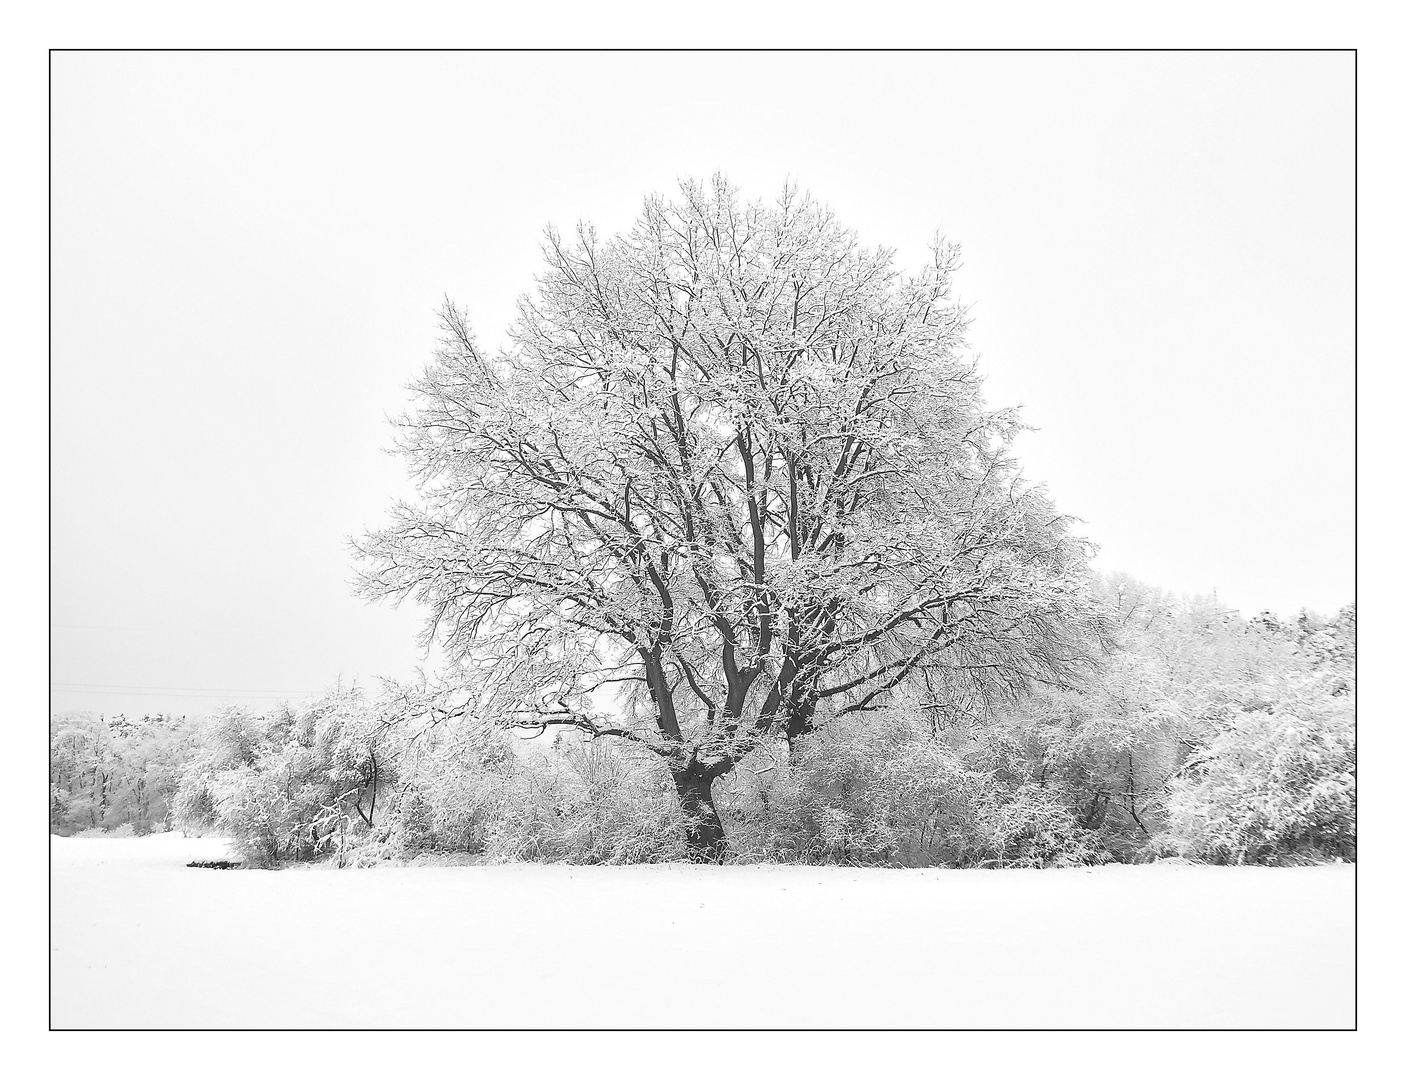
(718, 711, 1112, 868)
(1164, 674, 1355, 864)
(481, 742, 688, 864)
(203, 765, 307, 867)
(962, 783, 1109, 868)
(378, 715, 513, 856)
(171, 778, 218, 833)
(172, 691, 397, 867)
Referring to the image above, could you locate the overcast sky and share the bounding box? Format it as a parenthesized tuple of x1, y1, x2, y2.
(50, 50, 1355, 719)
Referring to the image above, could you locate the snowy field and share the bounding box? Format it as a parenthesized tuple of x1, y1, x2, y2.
(50, 833, 1354, 1029)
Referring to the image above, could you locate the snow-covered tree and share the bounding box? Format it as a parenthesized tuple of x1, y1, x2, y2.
(981, 577, 1356, 864)
(172, 689, 397, 866)
(1164, 670, 1355, 863)
(50, 711, 197, 834)
(355, 177, 1108, 860)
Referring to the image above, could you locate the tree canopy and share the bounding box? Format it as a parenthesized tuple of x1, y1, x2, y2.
(355, 177, 1108, 858)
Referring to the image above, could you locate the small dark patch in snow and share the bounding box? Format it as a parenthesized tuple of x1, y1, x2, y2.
(187, 859, 241, 870)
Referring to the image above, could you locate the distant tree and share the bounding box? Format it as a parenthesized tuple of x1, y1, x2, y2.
(979, 577, 1357, 864)
(50, 711, 196, 834)
(50, 712, 116, 831)
(355, 177, 1107, 860)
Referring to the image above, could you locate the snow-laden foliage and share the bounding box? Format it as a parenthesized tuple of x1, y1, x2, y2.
(167, 688, 688, 867)
(716, 711, 1109, 868)
(355, 176, 1107, 858)
(172, 689, 395, 867)
(703, 580, 1354, 869)
(479, 744, 689, 864)
(1164, 672, 1355, 864)
(50, 711, 199, 835)
(139, 579, 1352, 870)
(384, 716, 687, 865)
(376, 714, 510, 858)
(104, 576, 1349, 870)
(975, 578, 1356, 864)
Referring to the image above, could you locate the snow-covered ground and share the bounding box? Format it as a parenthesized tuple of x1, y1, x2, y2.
(50, 833, 1354, 1029)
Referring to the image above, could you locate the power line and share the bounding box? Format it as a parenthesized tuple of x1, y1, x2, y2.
(50, 623, 227, 635)
(51, 681, 319, 695)
(52, 689, 315, 700)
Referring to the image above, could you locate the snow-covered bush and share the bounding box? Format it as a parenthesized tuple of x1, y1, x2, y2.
(959, 783, 1110, 868)
(368, 718, 685, 864)
(171, 774, 217, 833)
(719, 711, 1112, 868)
(378, 714, 512, 856)
(172, 690, 396, 867)
(480, 742, 687, 864)
(204, 765, 310, 867)
(153, 582, 1352, 868)
(736, 721, 908, 864)
(1164, 675, 1355, 864)
(386, 755, 499, 856)
(978, 579, 1358, 867)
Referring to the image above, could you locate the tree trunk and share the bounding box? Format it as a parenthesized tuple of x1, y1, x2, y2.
(673, 767, 727, 863)
(785, 690, 818, 744)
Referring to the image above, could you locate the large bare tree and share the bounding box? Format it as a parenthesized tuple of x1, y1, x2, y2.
(355, 177, 1106, 860)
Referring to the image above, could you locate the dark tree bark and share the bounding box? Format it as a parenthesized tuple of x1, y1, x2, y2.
(367, 750, 378, 827)
(673, 765, 727, 863)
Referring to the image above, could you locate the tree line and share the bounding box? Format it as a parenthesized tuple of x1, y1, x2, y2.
(52, 585, 1355, 868)
(52, 177, 1356, 868)
(50, 711, 198, 835)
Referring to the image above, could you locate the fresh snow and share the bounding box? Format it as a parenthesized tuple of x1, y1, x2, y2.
(50, 833, 1355, 1029)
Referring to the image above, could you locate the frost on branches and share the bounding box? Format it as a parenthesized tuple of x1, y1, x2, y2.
(173, 690, 396, 868)
(1164, 671, 1356, 864)
(354, 177, 1107, 860)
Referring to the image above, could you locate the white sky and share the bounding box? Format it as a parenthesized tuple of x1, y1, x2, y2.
(49, 50, 1355, 719)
